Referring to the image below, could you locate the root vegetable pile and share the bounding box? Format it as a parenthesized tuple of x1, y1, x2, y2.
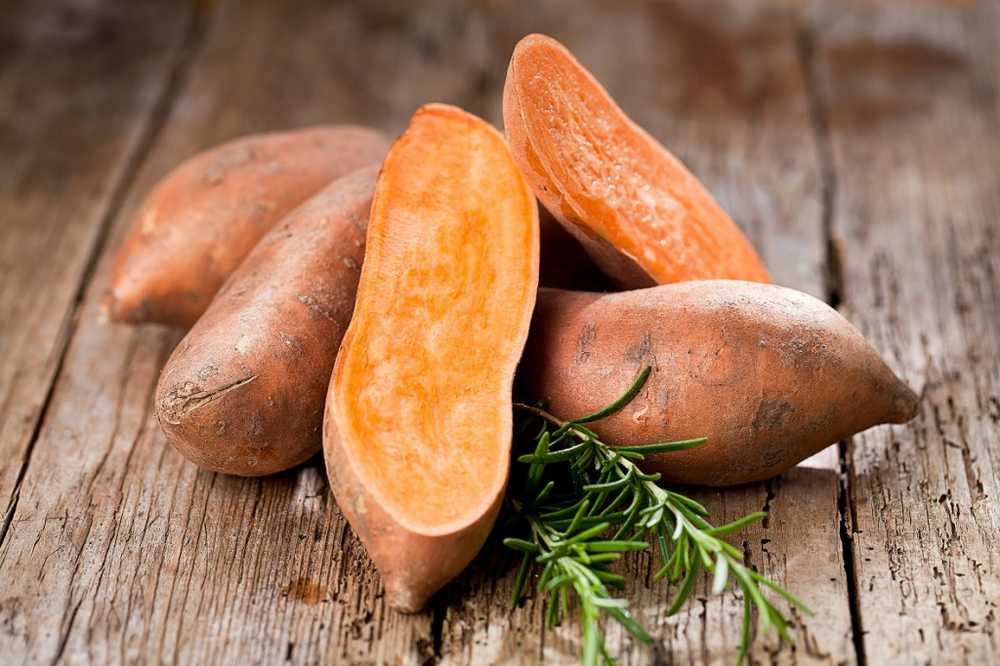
(104, 32, 919, 665)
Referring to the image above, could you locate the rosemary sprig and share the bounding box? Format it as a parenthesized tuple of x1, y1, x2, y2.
(504, 367, 811, 665)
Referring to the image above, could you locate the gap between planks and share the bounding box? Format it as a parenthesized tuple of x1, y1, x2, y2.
(797, 18, 867, 666)
(0, 6, 210, 553)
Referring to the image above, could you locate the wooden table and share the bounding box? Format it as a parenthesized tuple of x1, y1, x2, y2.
(1, 1, 997, 663)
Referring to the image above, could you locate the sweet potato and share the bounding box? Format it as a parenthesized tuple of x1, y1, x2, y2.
(155, 166, 378, 476)
(107, 126, 390, 327)
(519, 282, 919, 486)
(503, 34, 770, 288)
(324, 104, 539, 611)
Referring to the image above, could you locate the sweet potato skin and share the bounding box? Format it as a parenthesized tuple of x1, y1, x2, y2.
(325, 104, 539, 612)
(504, 34, 770, 289)
(155, 166, 378, 476)
(107, 126, 389, 328)
(520, 282, 919, 486)
(324, 417, 502, 612)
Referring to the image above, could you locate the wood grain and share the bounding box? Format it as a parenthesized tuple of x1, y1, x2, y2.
(804, 1, 1000, 662)
(437, 2, 854, 664)
(0, 0, 503, 662)
(0, 0, 194, 530)
(2, 0, 996, 664)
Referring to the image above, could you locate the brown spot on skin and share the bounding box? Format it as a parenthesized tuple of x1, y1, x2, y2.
(246, 411, 266, 445)
(285, 578, 324, 605)
(752, 398, 794, 432)
(279, 332, 304, 354)
(774, 328, 831, 371)
(296, 293, 336, 322)
(624, 333, 653, 363)
(576, 322, 597, 364)
(761, 447, 785, 469)
(656, 386, 670, 416)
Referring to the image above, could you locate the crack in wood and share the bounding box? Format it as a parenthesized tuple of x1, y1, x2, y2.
(838, 438, 868, 666)
(797, 24, 843, 311)
(1, 6, 211, 660)
(798, 20, 867, 666)
(0, 4, 209, 554)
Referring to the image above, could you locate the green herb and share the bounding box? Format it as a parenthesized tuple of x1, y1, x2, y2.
(504, 367, 811, 665)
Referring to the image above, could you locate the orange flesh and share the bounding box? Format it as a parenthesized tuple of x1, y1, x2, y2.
(506, 34, 770, 284)
(332, 105, 538, 534)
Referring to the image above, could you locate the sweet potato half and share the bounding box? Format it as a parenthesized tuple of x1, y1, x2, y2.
(156, 166, 378, 476)
(107, 126, 389, 327)
(504, 34, 770, 288)
(520, 282, 919, 486)
(325, 104, 539, 611)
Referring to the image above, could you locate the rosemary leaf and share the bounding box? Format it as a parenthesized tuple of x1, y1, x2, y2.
(506, 366, 806, 665)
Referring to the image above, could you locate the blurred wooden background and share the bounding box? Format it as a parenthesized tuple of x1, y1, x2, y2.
(1, 0, 997, 663)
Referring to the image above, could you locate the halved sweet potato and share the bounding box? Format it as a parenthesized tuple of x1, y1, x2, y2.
(107, 125, 389, 327)
(520, 282, 919, 486)
(156, 166, 378, 476)
(325, 104, 539, 611)
(503, 34, 770, 288)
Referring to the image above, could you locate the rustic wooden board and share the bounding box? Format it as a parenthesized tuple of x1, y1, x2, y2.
(805, 2, 1000, 663)
(0, 0, 195, 530)
(2, 0, 996, 665)
(437, 2, 853, 664)
(0, 0, 501, 662)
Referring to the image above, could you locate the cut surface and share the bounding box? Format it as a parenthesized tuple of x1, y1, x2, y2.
(504, 34, 770, 286)
(332, 104, 538, 534)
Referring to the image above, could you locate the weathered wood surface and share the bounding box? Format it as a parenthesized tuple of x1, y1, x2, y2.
(0, 0, 996, 665)
(438, 3, 852, 665)
(0, 0, 195, 530)
(804, 2, 1000, 663)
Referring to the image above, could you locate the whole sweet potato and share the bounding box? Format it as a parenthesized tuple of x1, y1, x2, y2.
(520, 282, 919, 486)
(325, 104, 539, 612)
(155, 165, 378, 476)
(107, 126, 389, 327)
(504, 34, 770, 289)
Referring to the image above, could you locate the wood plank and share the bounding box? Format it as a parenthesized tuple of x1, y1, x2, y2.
(438, 2, 854, 664)
(0, 0, 195, 524)
(0, 0, 502, 662)
(805, 1, 1000, 663)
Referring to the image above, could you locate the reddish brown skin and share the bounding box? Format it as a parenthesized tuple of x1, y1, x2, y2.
(107, 126, 390, 328)
(520, 282, 920, 486)
(155, 166, 378, 477)
(323, 415, 502, 613)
